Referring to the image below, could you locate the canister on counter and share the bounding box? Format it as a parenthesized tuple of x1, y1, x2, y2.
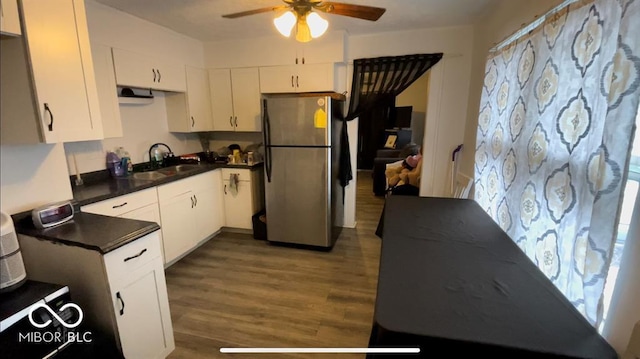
(247, 152, 254, 166)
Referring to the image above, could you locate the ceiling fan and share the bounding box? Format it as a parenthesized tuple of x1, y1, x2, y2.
(222, 0, 386, 43)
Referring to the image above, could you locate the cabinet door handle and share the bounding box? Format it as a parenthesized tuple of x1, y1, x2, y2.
(295, 57, 298, 65)
(296, 76, 299, 88)
(229, 116, 233, 127)
(194, 195, 198, 207)
(152, 69, 157, 82)
(234, 116, 238, 127)
(190, 195, 195, 208)
(116, 292, 125, 316)
(302, 57, 305, 65)
(224, 184, 227, 195)
(291, 75, 294, 88)
(191, 116, 195, 127)
(123, 248, 147, 262)
(44, 103, 54, 131)
(157, 69, 161, 82)
(112, 202, 128, 209)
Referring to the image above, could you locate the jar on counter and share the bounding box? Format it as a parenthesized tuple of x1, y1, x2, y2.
(247, 152, 255, 166)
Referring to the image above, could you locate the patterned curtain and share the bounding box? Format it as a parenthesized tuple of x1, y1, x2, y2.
(475, 0, 640, 326)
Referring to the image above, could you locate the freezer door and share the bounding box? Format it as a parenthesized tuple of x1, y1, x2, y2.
(265, 147, 331, 247)
(264, 95, 330, 146)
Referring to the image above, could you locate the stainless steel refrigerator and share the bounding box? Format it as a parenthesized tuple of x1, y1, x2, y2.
(262, 93, 345, 248)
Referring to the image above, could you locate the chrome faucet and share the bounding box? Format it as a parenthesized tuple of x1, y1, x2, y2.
(148, 143, 174, 168)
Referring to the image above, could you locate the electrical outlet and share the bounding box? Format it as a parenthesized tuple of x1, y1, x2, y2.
(624, 321, 640, 359)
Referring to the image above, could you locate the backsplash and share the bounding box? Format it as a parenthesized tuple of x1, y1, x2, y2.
(207, 131, 263, 155)
(64, 92, 202, 176)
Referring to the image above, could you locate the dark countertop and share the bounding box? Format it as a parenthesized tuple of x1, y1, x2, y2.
(8, 162, 261, 255)
(14, 212, 160, 254)
(72, 162, 263, 207)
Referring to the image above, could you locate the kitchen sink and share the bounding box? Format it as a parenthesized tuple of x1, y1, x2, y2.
(132, 171, 168, 181)
(156, 164, 201, 175)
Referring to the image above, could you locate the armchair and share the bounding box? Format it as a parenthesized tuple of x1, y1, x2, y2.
(372, 149, 403, 196)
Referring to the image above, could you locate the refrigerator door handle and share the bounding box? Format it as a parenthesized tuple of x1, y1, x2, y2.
(262, 99, 273, 183)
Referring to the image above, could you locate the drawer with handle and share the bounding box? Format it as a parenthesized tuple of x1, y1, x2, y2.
(81, 188, 158, 218)
(221, 168, 250, 182)
(104, 230, 162, 280)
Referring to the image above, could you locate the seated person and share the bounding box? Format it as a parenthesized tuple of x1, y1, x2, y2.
(384, 150, 422, 191)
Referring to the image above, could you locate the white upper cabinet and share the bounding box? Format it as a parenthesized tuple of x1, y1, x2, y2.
(210, 69, 234, 131)
(0, 0, 21, 36)
(259, 63, 336, 94)
(6, 0, 103, 143)
(186, 66, 214, 131)
(166, 66, 213, 132)
(91, 44, 122, 138)
(210, 67, 261, 132)
(208, 31, 346, 68)
(112, 47, 186, 92)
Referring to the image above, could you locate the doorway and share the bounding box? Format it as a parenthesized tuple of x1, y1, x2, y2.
(355, 71, 430, 170)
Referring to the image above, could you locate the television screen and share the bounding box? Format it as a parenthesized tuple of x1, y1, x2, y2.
(395, 106, 412, 128)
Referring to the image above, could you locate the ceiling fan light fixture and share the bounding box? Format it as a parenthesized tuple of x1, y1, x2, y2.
(295, 15, 312, 42)
(273, 10, 296, 37)
(306, 12, 328, 39)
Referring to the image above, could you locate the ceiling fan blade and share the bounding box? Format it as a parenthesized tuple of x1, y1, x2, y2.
(222, 5, 288, 19)
(318, 2, 386, 21)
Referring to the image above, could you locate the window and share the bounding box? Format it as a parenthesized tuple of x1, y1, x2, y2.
(601, 105, 640, 330)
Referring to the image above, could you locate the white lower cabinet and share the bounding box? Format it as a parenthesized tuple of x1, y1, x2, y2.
(222, 168, 264, 230)
(223, 180, 253, 229)
(157, 191, 198, 263)
(158, 170, 224, 264)
(106, 251, 173, 359)
(18, 230, 174, 359)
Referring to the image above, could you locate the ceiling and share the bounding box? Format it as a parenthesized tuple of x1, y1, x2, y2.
(92, 0, 498, 42)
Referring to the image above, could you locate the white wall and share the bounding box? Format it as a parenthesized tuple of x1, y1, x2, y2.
(64, 94, 203, 175)
(396, 73, 429, 113)
(64, 1, 208, 175)
(85, 1, 205, 68)
(460, 0, 563, 180)
(396, 73, 429, 151)
(0, 144, 73, 214)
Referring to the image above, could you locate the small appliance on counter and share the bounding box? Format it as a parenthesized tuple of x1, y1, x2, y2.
(31, 201, 74, 229)
(0, 211, 27, 293)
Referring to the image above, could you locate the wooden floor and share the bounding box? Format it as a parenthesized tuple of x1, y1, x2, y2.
(165, 171, 385, 359)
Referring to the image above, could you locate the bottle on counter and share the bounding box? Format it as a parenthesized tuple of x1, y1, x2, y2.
(115, 146, 134, 174)
(106, 152, 125, 177)
(232, 149, 242, 164)
(247, 152, 254, 166)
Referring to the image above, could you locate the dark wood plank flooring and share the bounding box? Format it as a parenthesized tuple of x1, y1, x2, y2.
(166, 171, 384, 358)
